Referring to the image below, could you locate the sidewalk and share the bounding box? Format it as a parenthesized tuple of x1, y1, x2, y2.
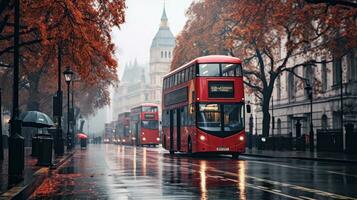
(0, 147, 74, 199)
(243, 148, 357, 163)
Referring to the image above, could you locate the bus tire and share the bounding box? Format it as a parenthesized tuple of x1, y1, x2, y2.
(188, 138, 193, 156)
(169, 150, 174, 155)
(232, 153, 239, 159)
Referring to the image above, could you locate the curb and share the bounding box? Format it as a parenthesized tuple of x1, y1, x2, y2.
(50, 150, 75, 170)
(0, 151, 75, 200)
(242, 153, 357, 164)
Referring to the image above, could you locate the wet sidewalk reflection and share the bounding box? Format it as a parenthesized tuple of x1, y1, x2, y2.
(30, 144, 357, 200)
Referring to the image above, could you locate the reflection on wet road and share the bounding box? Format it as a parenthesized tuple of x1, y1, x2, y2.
(31, 144, 357, 199)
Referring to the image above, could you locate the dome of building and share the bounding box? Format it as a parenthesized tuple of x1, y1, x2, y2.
(150, 7, 175, 49)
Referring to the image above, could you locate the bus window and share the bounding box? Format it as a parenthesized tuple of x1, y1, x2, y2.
(170, 76, 174, 87)
(163, 78, 167, 89)
(198, 64, 220, 76)
(197, 104, 221, 131)
(188, 67, 192, 80)
(191, 65, 196, 78)
(223, 104, 244, 131)
(222, 64, 236, 76)
(142, 120, 158, 130)
(235, 64, 243, 76)
(185, 68, 189, 81)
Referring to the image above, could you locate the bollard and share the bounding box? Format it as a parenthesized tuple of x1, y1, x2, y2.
(31, 135, 39, 157)
(37, 134, 53, 166)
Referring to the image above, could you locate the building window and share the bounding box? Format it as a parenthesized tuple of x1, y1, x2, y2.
(277, 118, 282, 135)
(145, 93, 148, 101)
(321, 60, 327, 92)
(276, 75, 281, 101)
(347, 49, 356, 81)
(321, 114, 328, 129)
(168, 51, 171, 58)
(332, 111, 341, 129)
(165, 51, 167, 58)
(287, 72, 295, 101)
(333, 57, 342, 86)
(161, 51, 163, 58)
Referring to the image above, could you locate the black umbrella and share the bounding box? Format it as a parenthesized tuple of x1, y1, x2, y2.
(20, 111, 55, 128)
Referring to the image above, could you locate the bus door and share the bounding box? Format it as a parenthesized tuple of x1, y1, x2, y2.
(169, 110, 174, 151)
(176, 108, 181, 151)
(135, 122, 139, 146)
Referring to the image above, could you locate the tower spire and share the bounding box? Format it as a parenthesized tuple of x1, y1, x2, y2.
(160, 1, 168, 27)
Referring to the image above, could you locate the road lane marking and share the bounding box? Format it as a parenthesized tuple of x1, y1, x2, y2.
(247, 183, 305, 200)
(299, 196, 316, 200)
(246, 160, 357, 179)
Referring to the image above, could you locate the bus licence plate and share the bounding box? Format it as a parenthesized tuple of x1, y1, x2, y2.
(217, 147, 229, 151)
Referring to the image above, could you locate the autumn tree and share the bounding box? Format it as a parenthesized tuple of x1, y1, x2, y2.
(172, 0, 357, 136)
(0, 0, 126, 116)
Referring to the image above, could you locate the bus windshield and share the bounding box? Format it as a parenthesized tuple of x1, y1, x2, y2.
(198, 63, 242, 77)
(197, 103, 244, 133)
(141, 120, 158, 130)
(142, 106, 158, 112)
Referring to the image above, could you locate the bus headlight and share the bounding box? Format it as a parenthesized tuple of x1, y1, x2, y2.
(157, 138, 160, 141)
(143, 137, 146, 141)
(261, 137, 266, 142)
(239, 136, 244, 141)
(123, 139, 126, 142)
(199, 135, 206, 141)
(118, 139, 121, 142)
(142, 132, 145, 135)
(132, 137, 136, 140)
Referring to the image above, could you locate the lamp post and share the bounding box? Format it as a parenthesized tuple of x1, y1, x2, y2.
(0, 88, 3, 160)
(304, 81, 314, 152)
(63, 67, 73, 151)
(8, 0, 24, 185)
(54, 43, 64, 156)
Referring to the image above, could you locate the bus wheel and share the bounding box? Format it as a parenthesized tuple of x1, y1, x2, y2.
(232, 153, 239, 159)
(169, 150, 174, 155)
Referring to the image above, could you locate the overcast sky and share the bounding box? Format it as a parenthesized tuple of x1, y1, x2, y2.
(85, 0, 193, 132)
(112, 0, 193, 77)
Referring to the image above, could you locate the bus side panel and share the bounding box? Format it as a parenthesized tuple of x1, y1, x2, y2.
(180, 126, 189, 152)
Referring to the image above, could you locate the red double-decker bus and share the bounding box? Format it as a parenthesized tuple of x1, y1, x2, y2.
(130, 103, 160, 147)
(116, 112, 131, 145)
(162, 55, 249, 158)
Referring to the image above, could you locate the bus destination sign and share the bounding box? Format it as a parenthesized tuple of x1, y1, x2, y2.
(208, 81, 234, 98)
(144, 113, 155, 119)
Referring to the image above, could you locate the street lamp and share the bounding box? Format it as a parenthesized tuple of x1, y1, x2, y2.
(8, 0, 24, 185)
(304, 81, 314, 152)
(63, 67, 74, 150)
(54, 43, 64, 156)
(0, 88, 3, 160)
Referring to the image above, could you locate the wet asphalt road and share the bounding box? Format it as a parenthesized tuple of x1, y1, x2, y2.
(31, 144, 357, 200)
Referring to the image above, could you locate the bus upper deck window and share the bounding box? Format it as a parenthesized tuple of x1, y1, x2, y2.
(198, 64, 220, 77)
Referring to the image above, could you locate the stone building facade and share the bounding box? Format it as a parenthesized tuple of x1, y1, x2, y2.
(112, 60, 151, 116)
(149, 7, 175, 106)
(112, 6, 175, 118)
(255, 49, 357, 137)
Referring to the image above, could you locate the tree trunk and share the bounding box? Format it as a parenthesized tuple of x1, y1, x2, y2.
(261, 101, 271, 137)
(26, 73, 40, 111)
(261, 86, 274, 137)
